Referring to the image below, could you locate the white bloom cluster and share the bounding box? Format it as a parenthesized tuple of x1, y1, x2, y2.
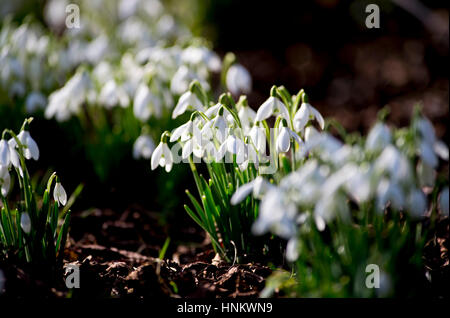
(232, 116, 449, 262)
(152, 85, 325, 173)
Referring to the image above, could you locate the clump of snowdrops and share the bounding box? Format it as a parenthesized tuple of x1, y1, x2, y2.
(0, 118, 74, 267)
(232, 106, 449, 297)
(152, 81, 323, 261)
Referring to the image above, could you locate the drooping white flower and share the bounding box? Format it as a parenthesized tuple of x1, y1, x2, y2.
(249, 125, 266, 154)
(314, 192, 350, 224)
(181, 47, 221, 72)
(286, 238, 300, 262)
(20, 212, 31, 234)
(170, 121, 197, 142)
(151, 141, 173, 172)
(216, 135, 246, 163)
(416, 118, 436, 145)
(231, 176, 273, 205)
(0, 165, 11, 197)
(276, 125, 303, 153)
(25, 91, 47, 113)
(366, 123, 391, 151)
(133, 84, 161, 121)
(45, 70, 91, 122)
(252, 188, 297, 239)
(133, 134, 155, 160)
(376, 179, 405, 212)
(53, 182, 67, 206)
(276, 126, 291, 153)
(374, 145, 411, 184)
(99, 80, 130, 109)
(434, 141, 449, 161)
(293, 102, 325, 132)
(170, 65, 192, 94)
(416, 161, 436, 187)
(7, 140, 20, 171)
(211, 112, 229, 143)
(172, 91, 204, 119)
(254, 96, 290, 122)
(182, 136, 206, 159)
(226, 64, 252, 95)
(240, 110, 255, 133)
(238, 142, 259, 171)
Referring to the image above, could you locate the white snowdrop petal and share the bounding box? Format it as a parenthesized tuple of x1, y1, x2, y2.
(255, 97, 274, 122)
(20, 212, 32, 234)
(286, 238, 300, 262)
(0, 140, 10, 166)
(231, 180, 255, 205)
(151, 143, 163, 170)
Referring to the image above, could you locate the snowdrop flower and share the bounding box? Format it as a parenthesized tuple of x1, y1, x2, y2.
(238, 142, 259, 171)
(151, 140, 173, 172)
(293, 102, 325, 132)
(286, 238, 300, 262)
(216, 135, 245, 163)
(11, 130, 40, 161)
(211, 111, 229, 143)
(0, 140, 10, 166)
(170, 120, 197, 142)
(226, 64, 252, 95)
(434, 141, 449, 161)
(419, 141, 438, 168)
(133, 84, 161, 121)
(54, 182, 67, 207)
(45, 70, 91, 122)
(406, 188, 427, 219)
(345, 165, 373, 203)
(172, 90, 204, 119)
(252, 188, 298, 239)
(276, 124, 303, 153)
(374, 145, 411, 184)
(277, 126, 291, 153)
(181, 47, 221, 72)
(231, 176, 273, 205)
(315, 192, 350, 224)
(0, 165, 11, 197)
(254, 94, 290, 122)
(238, 103, 256, 134)
(20, 212, 31, 234)
(99, 80, 130, 109)
(249, 124, 267, 154)
(181, 136, 205, 159)
(133, 134, 156, 160)
(170, 66, 191, 94)
(25, 92, 47, 113)
(376, 179, 405, 212)
(416, 161, 436, 187)
(439, 187, 449, 216)
(366, 123, 391, 151)
(304, 126, 320, 142)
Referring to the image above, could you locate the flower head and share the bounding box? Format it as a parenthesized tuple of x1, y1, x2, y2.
(53, 182, 67, 206)
(151, 139, 173, 172)
(226, 64, 252, 96)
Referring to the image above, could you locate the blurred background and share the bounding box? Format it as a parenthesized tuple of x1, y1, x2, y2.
(1, 0, 448, 231)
